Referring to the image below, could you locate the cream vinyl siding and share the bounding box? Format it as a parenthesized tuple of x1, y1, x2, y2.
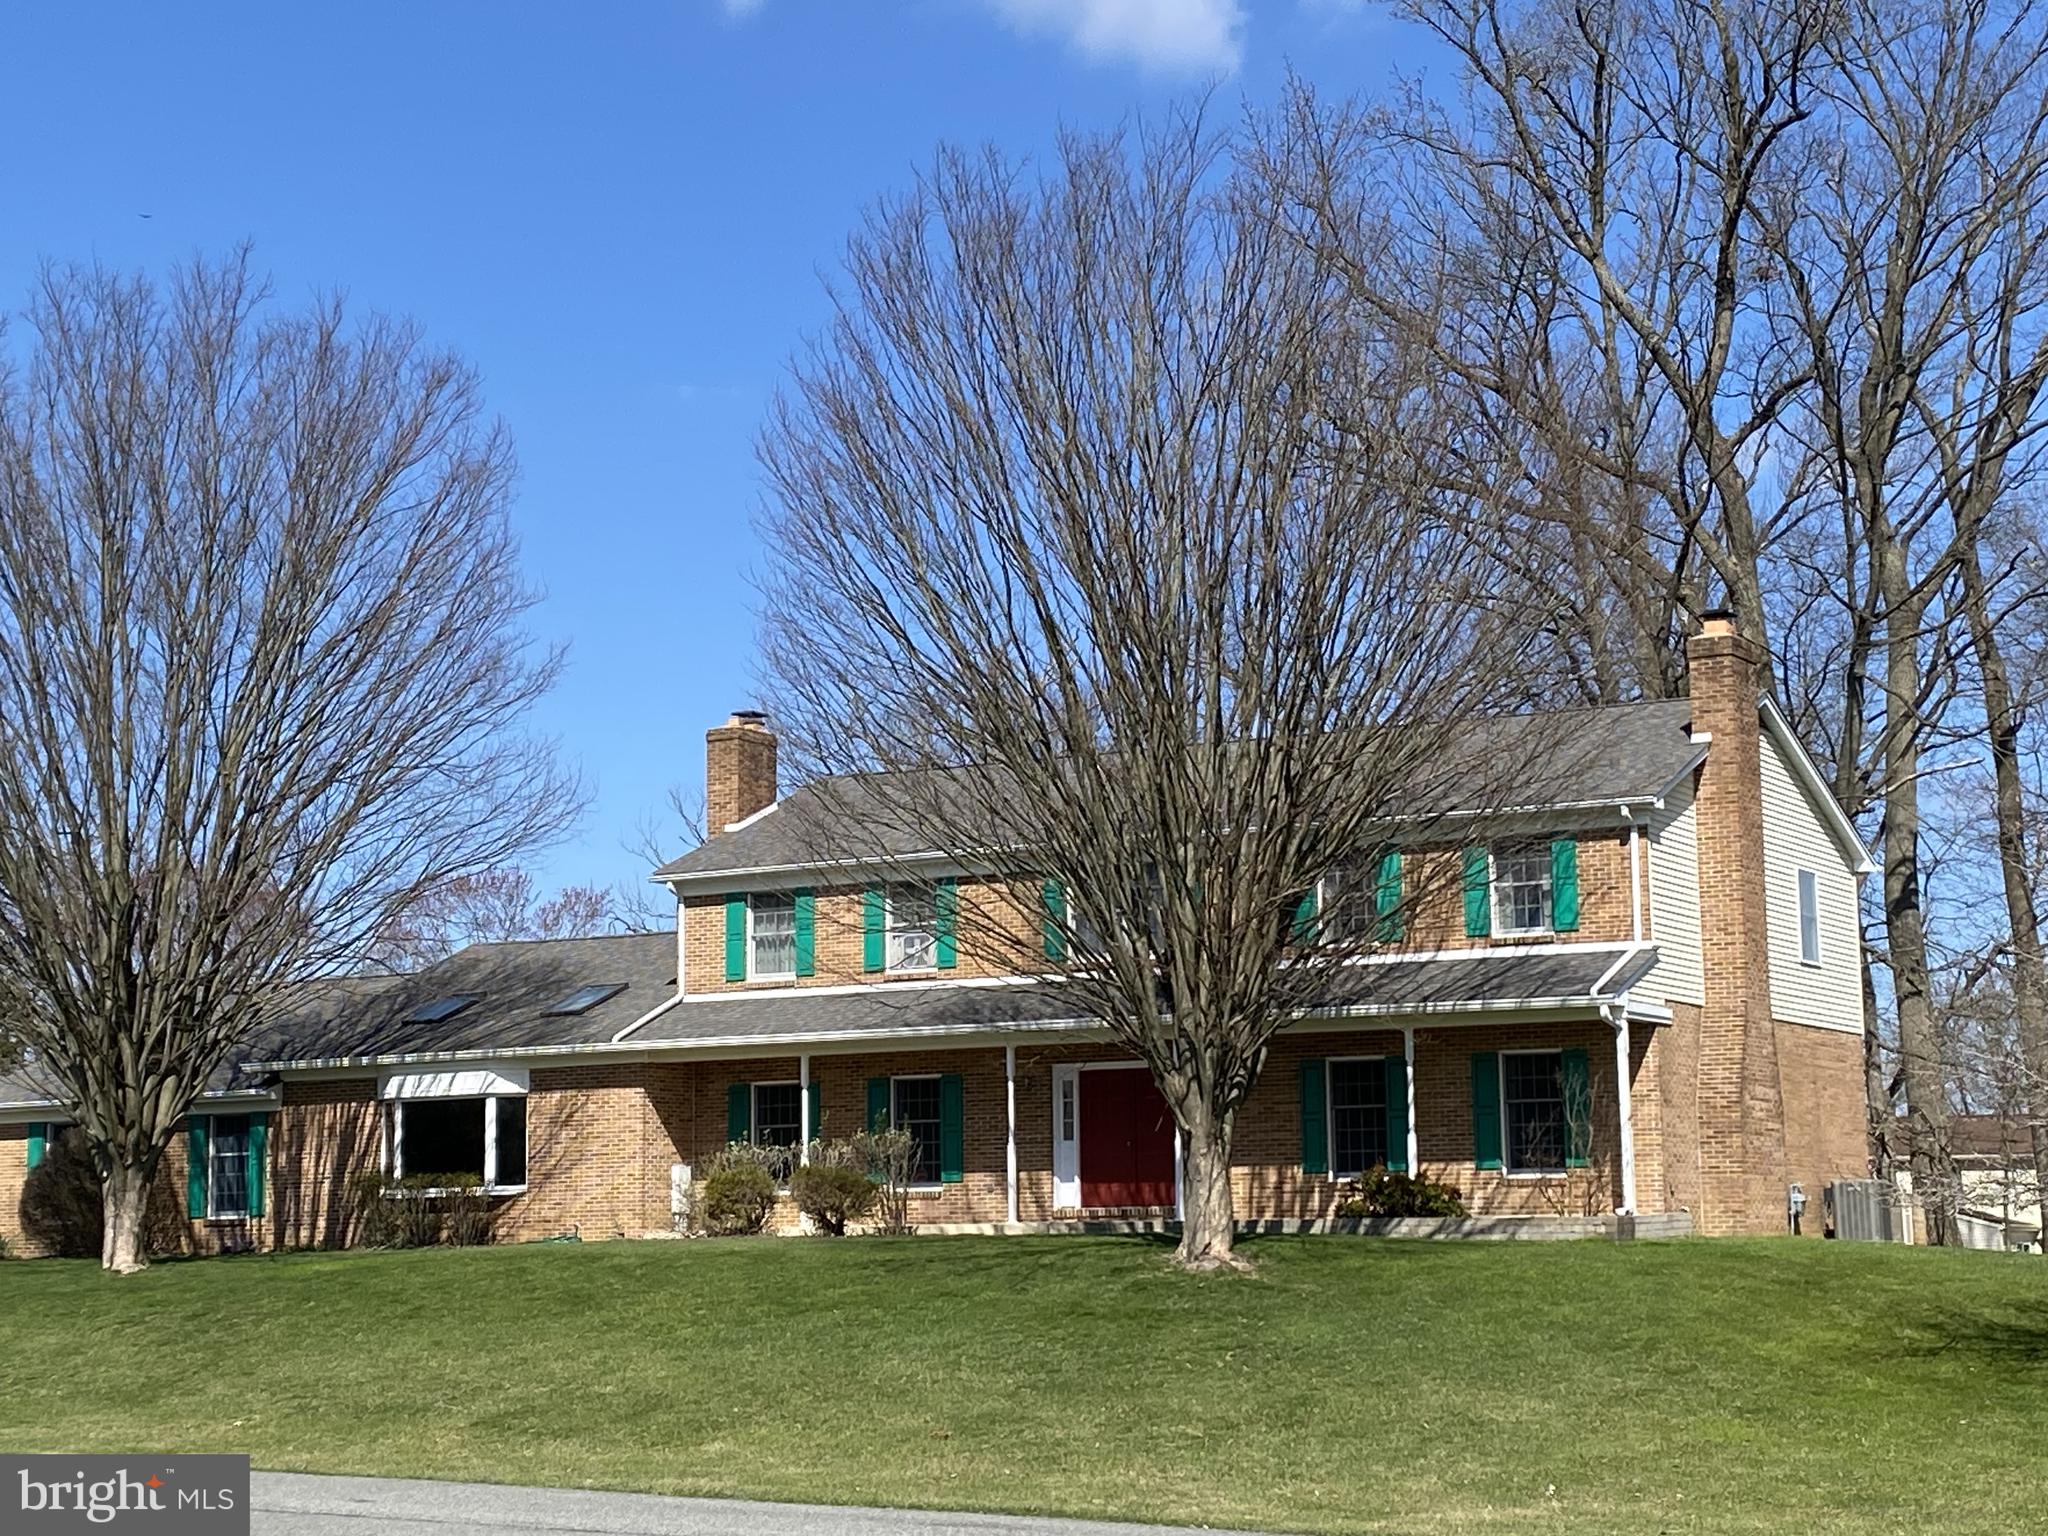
(1644, 777, 1704, 1006)
(1760, 731, 1864, 1033)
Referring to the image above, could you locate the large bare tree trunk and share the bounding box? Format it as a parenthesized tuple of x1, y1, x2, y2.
(101, 1164, 151, 1275)
(1174, 1099, 1239, 1271)
(1879, 551, 1950, 1242)
(1958, 549, 2048, 1228)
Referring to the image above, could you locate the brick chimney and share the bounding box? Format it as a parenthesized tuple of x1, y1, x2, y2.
(705, 711, 778, 836)
(1686, 609, 1788, 1234)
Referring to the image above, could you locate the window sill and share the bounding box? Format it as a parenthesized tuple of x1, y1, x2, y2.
(382, 1184, 527, 1198)
(1492, 929, 1556, 943)
(1502, 1169, 1573, 1180)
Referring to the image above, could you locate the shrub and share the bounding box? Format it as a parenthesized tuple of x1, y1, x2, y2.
(700, 1163, 777, 1235)
(1336, 1168, 1467, 1219)
(19, 1129, 104, 1258)
(812, 1128, 916, 1234)
(789, 1162, 878, 1236)
(353, 1172, 496, 1248)
(436, 1173, 495, 1247)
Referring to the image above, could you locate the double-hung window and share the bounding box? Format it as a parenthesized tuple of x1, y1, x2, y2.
(892, 1076, 943, 1186)
(1492, 845, 1554, 936)
(1502, 1051, 1567, 1173)
(207, 1115, 251, 1219)
(1796, 869, 1821, 965)
(749, 893, 797, 979)
(186, 1111, 268, 1221)
(887, 886, 938, 973)
(1328, 1061, 1389, 1177)
(752, 1082, 803, 1151)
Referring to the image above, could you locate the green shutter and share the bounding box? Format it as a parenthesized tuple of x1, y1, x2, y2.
(1290, 886, 1319, 944)
(1384, 1056, 1409, 1171)
(939, 1074, 965, 1183)
(1562, 1047, 1592, 1167)
(793, 888, 816, 976)
(246, 1113, 267, 1219)
(867, 1077, 890, 1133)
(1375, 851, 1403, 942)
(727, 1082, 751, 1144)
(186, 1117, 209, 1218)
(1463, 848, 1492, 937)
(1551, 840, 1580, 932)
(25, 1123, 46, 1170)
(807, 1080, 824, 1142)
(1042, 879, 1067, 961)
(723, 896, 747, 981)
(1300, 1059, 1328, 1175)
(862, 886, 885, 973)
(935, 878, 958, 970)
(1471, 1053, 1502, 1169)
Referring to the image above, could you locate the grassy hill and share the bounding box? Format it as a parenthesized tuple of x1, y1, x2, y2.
(2, 1234, 2042, 1534)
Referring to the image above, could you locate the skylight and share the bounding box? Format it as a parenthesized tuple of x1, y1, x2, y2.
(544, 982, 626, 1017)
(403, 994, 481, 1025)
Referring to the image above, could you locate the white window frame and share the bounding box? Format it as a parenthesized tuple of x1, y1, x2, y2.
(1051, 1065, 1081, 1208)
(205, 1113, 254, 1222)
(750, 1080, 804, 1151)
(890, 1073, 945, 1190)
(747, 892, 798, 981)
(886, 885, 938, 974)
(387, 1093, 529, 1195)
(1499, 1047, 1568, 1177)
(1490, 845, 1554, 938)
(1796, 868, 1821, 966)
(1325, 1057, 1392, 1180)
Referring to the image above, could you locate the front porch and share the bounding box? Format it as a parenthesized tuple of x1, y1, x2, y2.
(670, 1010, 1663, 1231)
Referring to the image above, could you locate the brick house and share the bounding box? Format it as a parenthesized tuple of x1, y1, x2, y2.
(0, 614, 1875, 1255)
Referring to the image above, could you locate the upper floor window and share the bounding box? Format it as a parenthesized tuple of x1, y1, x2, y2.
(1797, 869, 1821, 965)
(749, 892, 797, 979)
(1491, 845, 1553, 936)
(888, 885, 938, 972)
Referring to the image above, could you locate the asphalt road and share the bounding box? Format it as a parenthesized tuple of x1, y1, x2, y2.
(250, 1473, 1270, 1536)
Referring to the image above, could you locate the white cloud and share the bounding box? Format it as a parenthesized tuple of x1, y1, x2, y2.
(715, 0, 1244, 75)
(979, 0, 1244, 74)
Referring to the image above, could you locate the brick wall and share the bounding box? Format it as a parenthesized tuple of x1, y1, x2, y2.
(685, 833, 1641, 996)
(1778, 1021, 1871, 1223)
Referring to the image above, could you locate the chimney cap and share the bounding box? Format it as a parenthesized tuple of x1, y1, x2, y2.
(1698, 607, 1739, 639)
(724, 709, 771, 729)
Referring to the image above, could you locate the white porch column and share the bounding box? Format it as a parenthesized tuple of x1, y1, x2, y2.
(799, 1052, 812, 1166)
(1613, 1014, 1637, 1213)
(1403, 1026, 1419, 1174)
(1004, 1045, 1018, 1226)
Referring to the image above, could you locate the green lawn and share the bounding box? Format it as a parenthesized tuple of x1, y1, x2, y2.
(1, 1236, 2042, 1534)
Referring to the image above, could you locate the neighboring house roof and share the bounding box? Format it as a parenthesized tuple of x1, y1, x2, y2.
(1948, 1114, 2043, 1164)
(654, 698, 1708, 882)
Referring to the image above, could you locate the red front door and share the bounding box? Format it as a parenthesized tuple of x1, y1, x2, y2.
(1079, 1067, 1177, 1209)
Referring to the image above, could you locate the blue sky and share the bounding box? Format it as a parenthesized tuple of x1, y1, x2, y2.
(3, 1, 1442, 897)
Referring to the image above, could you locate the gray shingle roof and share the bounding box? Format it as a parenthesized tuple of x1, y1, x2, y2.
(254, 931, 677, 1064)
(626, 945, 1655, 1047)
(653, 698, 1703, 882)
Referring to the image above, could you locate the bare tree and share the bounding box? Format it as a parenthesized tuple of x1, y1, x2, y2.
(0, 254, 582, 1272)
(756, 119, 1545, 1271)
(613, 784, 706, 933)
(370, 868, 617, 970)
